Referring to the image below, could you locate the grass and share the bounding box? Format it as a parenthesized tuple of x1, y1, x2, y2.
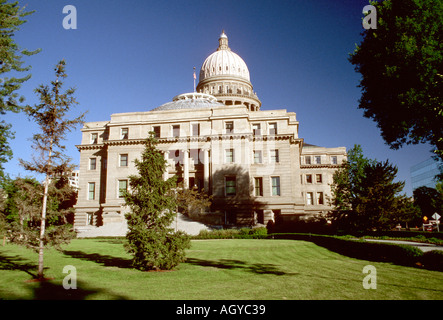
(0, 238, 442, 300)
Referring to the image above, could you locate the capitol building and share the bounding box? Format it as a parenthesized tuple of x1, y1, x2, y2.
(74, 31, 346, 229)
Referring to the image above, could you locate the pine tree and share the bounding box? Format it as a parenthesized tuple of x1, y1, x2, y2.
(0, 0, 40, 177)
(124, 133, 190, 271)
(19, 60, 85, 279)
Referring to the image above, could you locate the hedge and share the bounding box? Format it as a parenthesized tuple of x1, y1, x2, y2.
(193, 227, 268, 240)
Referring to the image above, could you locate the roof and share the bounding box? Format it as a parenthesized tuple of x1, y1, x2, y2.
(151, 92, 225, 111)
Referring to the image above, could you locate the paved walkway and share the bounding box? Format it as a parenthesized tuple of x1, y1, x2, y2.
(364, 239, 443, 252)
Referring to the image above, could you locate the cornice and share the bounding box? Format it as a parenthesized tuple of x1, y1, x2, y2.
(300, 164, 342, 169)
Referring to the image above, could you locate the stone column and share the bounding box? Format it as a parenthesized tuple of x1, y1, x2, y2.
(163, 150, 169, 181)
(202, 148, 210, 192)
(182, 149, 189, 189)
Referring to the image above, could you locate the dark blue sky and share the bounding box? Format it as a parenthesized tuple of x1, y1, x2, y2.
(4, 0, 433, 196)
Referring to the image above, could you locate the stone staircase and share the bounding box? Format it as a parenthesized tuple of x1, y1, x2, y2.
(76, 213, 210, 238)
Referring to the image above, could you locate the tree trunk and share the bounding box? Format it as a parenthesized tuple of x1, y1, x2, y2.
(37, 175, 49, 279)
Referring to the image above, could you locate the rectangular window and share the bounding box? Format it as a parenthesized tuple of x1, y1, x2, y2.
(269, 122, 278, 135)
(225, 176, 236, 196)
(306, 174, 312, 184)
(121, 128, 128, 140)
(305, 156, 311, 165)
(89, 158, 97, 170)
(225, 149, 234, 163)
(254, 177, 263, 197)
(271, 176, 281, 196)
(253, 150, 262, 164)
(270, 149, 279, 163)
(118, 180, 128, 198)
(88, 183, 95, 200)
(316, 174, 322, 184)
(172, 125, 180, 138)
(225, 121, 234, 133)
(86, 213, 94, 226)
(153, 126, 161, 138)
(331, 156, 338, 165)
(120, 154, 128, 167)
(306, 192, 313, 205)
(192, 123, 200, 136)
(315, 156, 321, 164)
(317, 192, 324, 205)
(252, 123, 261, 136)
(90, 133, 98, 144)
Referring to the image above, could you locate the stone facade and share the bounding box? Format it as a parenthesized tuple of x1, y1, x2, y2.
(73, 32, 346, 229)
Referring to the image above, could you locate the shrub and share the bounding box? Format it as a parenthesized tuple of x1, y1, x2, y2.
(422, 250, 443, 271)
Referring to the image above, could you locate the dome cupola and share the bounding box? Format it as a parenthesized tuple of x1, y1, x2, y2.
(196, 31, 261, 111)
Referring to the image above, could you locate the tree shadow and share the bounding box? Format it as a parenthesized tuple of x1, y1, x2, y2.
(62, 250, 133, 269)
(0, 252, 128, 300)
(0, 252, 38, 278)
(31, 279, 129, 300)
(211, 164, 263, 225)
(186, 257, 298, 276)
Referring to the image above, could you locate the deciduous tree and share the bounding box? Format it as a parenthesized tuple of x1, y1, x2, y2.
(349, 0, 443, 161)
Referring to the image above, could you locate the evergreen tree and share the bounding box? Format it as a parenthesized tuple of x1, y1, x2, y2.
(330, 145, 418, 231)
(0, 0, 40, 177)
(355, 160, 418, 231)
(124, 133, 190, 271)
(19, 60, 85, 279)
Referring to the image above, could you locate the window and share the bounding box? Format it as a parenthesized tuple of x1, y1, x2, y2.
(305, 156, 311, 164)
(306, 192, 313, 205)
(254, 177, 263, 196)
(316, 174, 322, 184)
(153, 126, 161, 138)
(306, 174, 312, 184)
(225, 149, 234, 163)
(252, 123, 261, 136)
(88, 183, 95, 200)
(118, 180, 128, 198)
(225, 121, 234, 133)
(90, 133, 98, 144)
(172, 125, 180, 138)
(269, 122, 278, 135)
(225, 176, 236, 196)
(121, 128, 128, 140)
(89, 158, 97, 170)
(331, 156, 338, 165)
(120, 154, 128, 167)
(315, 156, 321, 164)
(317, 192, 324, 205)
(253, 150, 262, 164)
(271, 177, 281, 196)
(86, 213, 94, 226)
(270, 149, 279, 163)
(192, 123, 200, 136)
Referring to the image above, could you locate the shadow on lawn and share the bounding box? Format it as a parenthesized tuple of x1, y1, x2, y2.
(63, 250, 133, 269)
(0, 252, 39, 278)
(186, 258, 298, 276)
(0, 252, 128, 300)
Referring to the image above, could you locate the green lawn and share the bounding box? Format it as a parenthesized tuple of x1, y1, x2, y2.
(0, 238, 442, 300)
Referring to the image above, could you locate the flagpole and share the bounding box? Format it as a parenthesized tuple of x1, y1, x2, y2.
(193, 67, 196, 92)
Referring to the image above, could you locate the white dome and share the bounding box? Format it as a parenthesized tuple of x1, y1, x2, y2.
(199, 32, 250, 83)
